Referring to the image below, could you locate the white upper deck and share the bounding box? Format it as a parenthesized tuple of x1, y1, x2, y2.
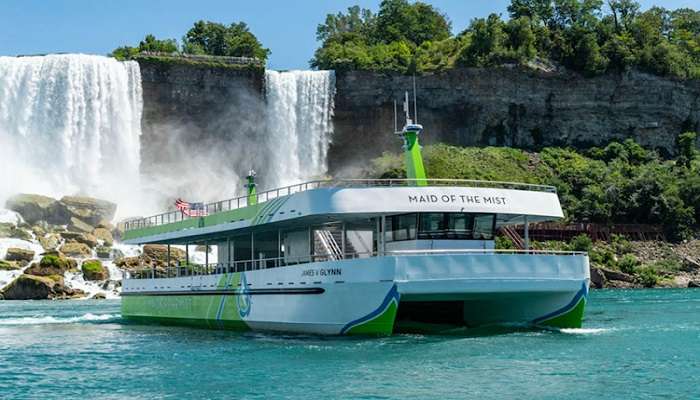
(123, 179, 563, 244)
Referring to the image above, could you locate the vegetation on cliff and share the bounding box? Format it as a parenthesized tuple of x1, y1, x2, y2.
(312, 0, 700, 78)
(371, 133, 700, 240)
(111, 21, 269, 62)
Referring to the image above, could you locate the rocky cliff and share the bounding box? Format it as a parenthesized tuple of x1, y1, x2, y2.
(330, 68, 700, 173)
(137, 60, 700, 178)
(138, 59, 265, 182)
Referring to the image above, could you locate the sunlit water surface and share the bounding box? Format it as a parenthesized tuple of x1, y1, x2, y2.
(1, 290, 698, 399)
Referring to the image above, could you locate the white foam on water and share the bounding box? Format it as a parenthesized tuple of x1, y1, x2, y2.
(559, 328, 611, 335)
(0, 313, 118, 326)
(0, 209, 22, 225)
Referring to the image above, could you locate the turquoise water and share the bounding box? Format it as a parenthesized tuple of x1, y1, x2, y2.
(1, 290, 699, 399)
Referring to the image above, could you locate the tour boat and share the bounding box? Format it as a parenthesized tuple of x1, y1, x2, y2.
(121, 97, 590, 334)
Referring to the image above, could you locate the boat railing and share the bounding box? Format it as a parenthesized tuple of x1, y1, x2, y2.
(124, 249, 586, 280)
(124, 179, 557, 232)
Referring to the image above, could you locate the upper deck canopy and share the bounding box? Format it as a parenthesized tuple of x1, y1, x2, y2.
(122, 179, 563, 244)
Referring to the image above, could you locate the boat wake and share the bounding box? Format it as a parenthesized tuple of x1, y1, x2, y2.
(558, 327, 611, 335)
(0, 313, 119, 326)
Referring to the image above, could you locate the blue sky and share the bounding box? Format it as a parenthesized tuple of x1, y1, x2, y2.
(0, 0, 696, 70)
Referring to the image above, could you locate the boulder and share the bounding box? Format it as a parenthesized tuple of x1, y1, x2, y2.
(81, 259, 109, 281)
(688, 280, 700, 288)
(24, 254, 77, 276)
(0, 223, 32, 241)
(0, 223, 13, 237)
(0, 260, 20, 271)
(1, 274, 85, 300)
(67, 217, 94, 233)
(589, 266, 606, 289)
(59, 196, 116, 227)
(10, 227, 32, 241)
(4, 247, 35, 262)
(1, 275, 55, 300)
(38, 234, 61, 251)
(31, 225, 46, 237)
(5, 194, 70, 225)
(73, 233, 98, 248)
(91, 292, 107, 300)
(92, 228, 114, 246)
(115, 256, 141, 271)
(96, 246, 112, 259)
(142, 244, 186, 264)
(59, 242, 92, 258)
(599, 267, 635, 283)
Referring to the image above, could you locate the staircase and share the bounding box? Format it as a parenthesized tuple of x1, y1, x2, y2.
(500, 226, 525, 250)
(313, 229, 357, 260)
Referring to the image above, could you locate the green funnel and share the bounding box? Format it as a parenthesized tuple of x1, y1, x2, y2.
(246, 170, 257, 206)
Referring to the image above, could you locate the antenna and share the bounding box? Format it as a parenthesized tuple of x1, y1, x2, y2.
(393, 99, 398, 133)
(413, 75, 418, 124)
(404, 91, 411, 124)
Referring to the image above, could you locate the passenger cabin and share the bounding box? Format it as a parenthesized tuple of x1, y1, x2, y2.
(122, 179, 563, 276)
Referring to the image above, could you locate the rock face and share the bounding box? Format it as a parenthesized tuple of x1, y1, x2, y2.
(60, 196, 116, 227)
(5, 194, 67, 224)
(137, 59, 265, 187)
(1, 274, 84, 300)
(330, 68, 699, 173)
(4, 247, 35, 262)
(5, 194, 117, 228)
(137, 62, 698, 178)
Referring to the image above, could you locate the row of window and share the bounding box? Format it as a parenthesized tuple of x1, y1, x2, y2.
(385, 213, 496, 241)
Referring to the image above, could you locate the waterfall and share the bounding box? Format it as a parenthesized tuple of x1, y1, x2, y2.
(0, 54, 143, 216)
(0, 57, 336, 218)
(264, 70, 335, 187)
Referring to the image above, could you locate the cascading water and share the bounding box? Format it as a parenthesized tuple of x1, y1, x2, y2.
(0, 54, 143, 216)
(0, 56, 336, 215)
(263, 70, 335, 186)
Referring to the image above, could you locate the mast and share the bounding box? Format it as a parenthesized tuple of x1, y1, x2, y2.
(394, 89, 427, 186)
(246, 170, 257, 206)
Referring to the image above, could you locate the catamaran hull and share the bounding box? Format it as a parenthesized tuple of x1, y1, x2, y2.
(121, 254, 590, 335)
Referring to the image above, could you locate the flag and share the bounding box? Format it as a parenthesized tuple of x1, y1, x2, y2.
(175, 198, 208, 217)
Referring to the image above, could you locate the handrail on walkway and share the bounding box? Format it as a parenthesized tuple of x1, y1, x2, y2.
(124, 248, 585, 280)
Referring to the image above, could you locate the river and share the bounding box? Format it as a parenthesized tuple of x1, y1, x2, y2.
(0, 289, 698, 399)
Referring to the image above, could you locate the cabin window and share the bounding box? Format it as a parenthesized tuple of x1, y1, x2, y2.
(385, 212, 497, 241)
(473, 214, 495, 240)
(385, 214, 417, 242)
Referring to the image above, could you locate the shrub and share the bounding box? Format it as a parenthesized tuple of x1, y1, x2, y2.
(636, 266, 659, 288)
(495, 235, 515, 249)
(569, 234, 593, 252)
(618, 254, 639, 274)
(81, 260, 103, 275)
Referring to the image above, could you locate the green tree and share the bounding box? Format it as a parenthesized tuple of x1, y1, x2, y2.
(316, 6, 376, 43)
(182, 21, 270, 60)
(457, 14, 509, 67)
(138, 34, 178, 53)
(374, 0, 452, 45)
(676, 131, 698, 169)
